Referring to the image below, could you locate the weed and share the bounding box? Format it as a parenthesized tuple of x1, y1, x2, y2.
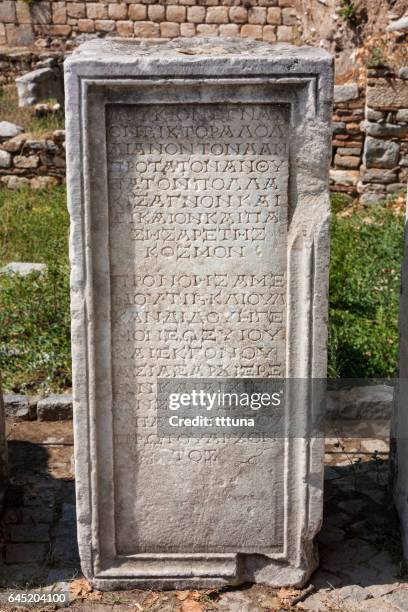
(339, 0, 357, 22)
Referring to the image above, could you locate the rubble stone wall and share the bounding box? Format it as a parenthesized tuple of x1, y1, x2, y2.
(0, 0, 299, 47)
(361, 67, 408, 205)
(0, 48, 64, 85)
(331, 73, 408, 202)
(330, 84, 365, 197)
(0, 129, 65, 190)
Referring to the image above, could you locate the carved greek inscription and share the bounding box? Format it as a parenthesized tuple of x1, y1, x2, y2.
(106, 103, 288, 553)
(108, 104, 288, 262)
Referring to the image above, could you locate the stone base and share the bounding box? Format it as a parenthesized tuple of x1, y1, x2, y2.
(88, 551, 318, 591)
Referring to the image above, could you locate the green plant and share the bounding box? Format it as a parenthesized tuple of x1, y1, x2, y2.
(329, 199, 404, 378)
(0, 264, 71, 393)
(0, 185, 68, 264)
(330, 192, 355, 214)
(30, 110, 65, 134)
(339, 0, 357, 22)
(366, 46, 386, 68)
(0, 185, 70, 393)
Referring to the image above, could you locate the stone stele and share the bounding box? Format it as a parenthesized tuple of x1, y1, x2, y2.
(64, 38, 333, 590)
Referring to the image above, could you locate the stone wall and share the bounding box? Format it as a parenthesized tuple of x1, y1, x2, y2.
(330, 84, 364, 196)
(0, 129, 65, 189)
(330, 74, 408, 202)
(0, 0, 299, 47)
(361, 67, 408, 205)
(0, 48, 64, 85)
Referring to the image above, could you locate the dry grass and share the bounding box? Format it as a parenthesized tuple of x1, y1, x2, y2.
(0, 83, 64, 135)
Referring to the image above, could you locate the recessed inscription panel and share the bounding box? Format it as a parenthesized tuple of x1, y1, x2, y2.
(106, 103, 289, 554)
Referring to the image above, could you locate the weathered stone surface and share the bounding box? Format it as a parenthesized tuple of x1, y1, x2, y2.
(330, 585, 370, 606)
(13, 155, 40, 169)
(4, 24, 34, 47)
(265, 7, 280, 25)
(367, 79, 408, 109)
(399, 67, 408, 80)
(357, 181, 386, 195)
(277, 25, 294, 42)
(384, 588, 408, 610)
(334, 154, 360, 168)
(16, 67, 64, 108)
(360, 598, 401, 611)
(365, 122, 408, 138)
(361, 167, 398, 184)
(363, 136, 400, 169)
(337, 146, 362, 155)
(30, 176, 59, 190)
(360, 192, 384, 205)
(65, 38, 332, 590)
(0, 121, 24, 141)
(0, 149, 11, 168)
(387, 16, 408, 32)
(334, 83, 359, 103)
(0, 1, 16, 22)
(332, 121, 346, 134)
(330, 169, 359, 185)
(281, 7, 296, 25)
(3, 394, 36, 421)
(1, 262, 47, 277)
(37, 395, 73, 421)
(396, 109, 408, 122)
(366, 108, 384, 121)
(23, 138, 50, 151)
(0, 175, 30, 190)
(387, 182, 406, 193)
(30, 1, 51, 25)
(327, 384, 393, 420)
(1, 134, 26, 153)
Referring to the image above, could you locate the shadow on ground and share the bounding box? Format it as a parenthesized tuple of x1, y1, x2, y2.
(0, 422, 407, 611)
(0, 421, 80, 588)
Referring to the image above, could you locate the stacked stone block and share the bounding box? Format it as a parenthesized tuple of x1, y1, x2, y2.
(360, 67, 408, 205)
(330, 84, 365, 195)
(0, 0, 299, 46)
(0, 129, 66, 189)
(0, 48, 64, 86)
